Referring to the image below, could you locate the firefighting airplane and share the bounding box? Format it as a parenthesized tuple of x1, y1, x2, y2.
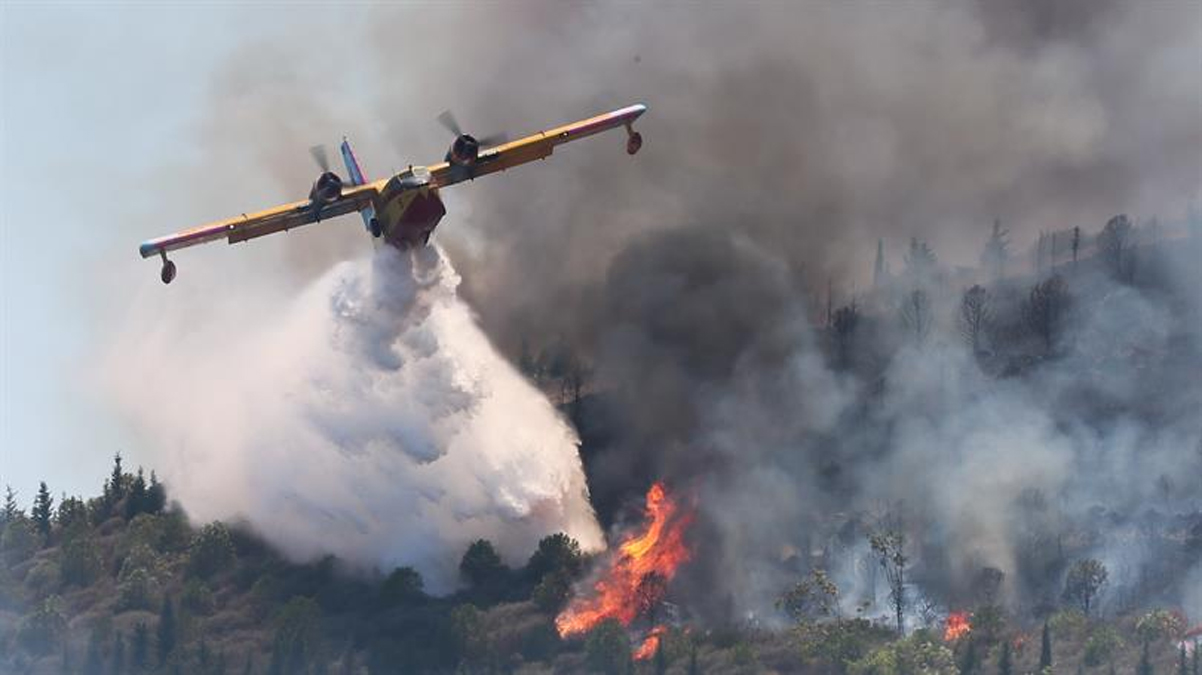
(139, 104, 647, 283)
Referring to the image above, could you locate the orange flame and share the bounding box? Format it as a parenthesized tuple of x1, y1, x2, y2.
(944, 611, 972, 642)
(633, 625, 668, 661)
(555, 482, 693, 656)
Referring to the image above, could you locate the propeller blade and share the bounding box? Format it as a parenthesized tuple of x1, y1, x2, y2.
(309, 144, 330, 172)
(437, 110, 462, 137)
(477, 132, 509, 147)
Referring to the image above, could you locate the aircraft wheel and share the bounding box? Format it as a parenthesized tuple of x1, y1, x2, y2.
(370, 218, 383, 238)
(160, 259, 177, 284)
(626, 131, 643, 155)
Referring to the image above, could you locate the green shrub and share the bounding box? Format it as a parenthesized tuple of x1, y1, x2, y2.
(59, 534, 103, 587)
(181, 578, 216, 616)
(1135, 609, 1185, 643)
(25, 559, 61, 596)
(16, 596, 67, 656)
(584, 618, 631, 674)
(380, 566, 424, 607)
(1049, 609, 1089, 637)
(116, 567, 158, 612)
(1, 518, 38, 565)
(1083, 625, 1123, 667)
(796, 618, 886, 669)
(187, 522, 235, 579)
(848, 631, 956, 675)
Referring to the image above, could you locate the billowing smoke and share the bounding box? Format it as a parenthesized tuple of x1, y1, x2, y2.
(100, 246, 602, 592)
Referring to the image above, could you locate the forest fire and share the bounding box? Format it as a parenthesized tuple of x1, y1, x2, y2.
(944, 611, 972, 642)
(555, 482, 694, 658)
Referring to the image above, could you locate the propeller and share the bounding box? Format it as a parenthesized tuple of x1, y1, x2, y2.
(437, 110, 509, 147)
(309, 144, 331, 172)
(437, 110, 462, 137)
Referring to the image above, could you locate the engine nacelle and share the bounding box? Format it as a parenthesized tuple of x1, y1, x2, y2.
(309, 171, 343, 203)
(445, 134, 480, 166)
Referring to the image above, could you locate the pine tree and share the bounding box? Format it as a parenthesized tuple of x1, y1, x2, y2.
(110, 631, 125, 675)
(1180, 643, 1189, 675)
(998, 640, 1012, 675)
(961, 637, 978, 674)
(157, 596, 177, 665)
(85, 627, 105, 675)
(1138, 640, 1154, 675)
(1039, 621, 1053, 672)
(147, 471, 167, 514)
(132, 621, 150, 670)
(125, 468, 147, 520)
(108, 452, 126, 503)
(2, 485, 22, 524)
(31, 481, 54, 537)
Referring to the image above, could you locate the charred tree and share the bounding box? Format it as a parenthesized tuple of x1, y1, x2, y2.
(958, 285, 992, 355)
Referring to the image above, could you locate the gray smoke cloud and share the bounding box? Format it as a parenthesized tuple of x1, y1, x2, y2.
(96, 0, 1200, 621)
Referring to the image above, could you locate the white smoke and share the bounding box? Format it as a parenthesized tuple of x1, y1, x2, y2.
(100, 245, 602, 591)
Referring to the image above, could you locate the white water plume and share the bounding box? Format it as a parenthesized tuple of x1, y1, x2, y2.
(102, 246, 603, 591)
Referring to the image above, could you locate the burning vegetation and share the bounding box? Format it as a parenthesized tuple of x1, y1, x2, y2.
(556, 482, 694, 659)
(944, 611, 972, 642)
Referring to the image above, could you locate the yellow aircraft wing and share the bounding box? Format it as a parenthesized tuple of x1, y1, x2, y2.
(428, 103, 647, 188)
(138, 181, 384, 259)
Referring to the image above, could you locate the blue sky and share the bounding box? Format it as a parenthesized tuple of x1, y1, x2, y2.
(0, 4, 362, 503)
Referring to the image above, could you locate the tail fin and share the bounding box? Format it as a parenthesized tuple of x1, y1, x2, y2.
(340, 137, 377, 233)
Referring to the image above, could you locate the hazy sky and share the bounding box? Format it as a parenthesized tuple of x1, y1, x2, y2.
(0, 4, 369, 502)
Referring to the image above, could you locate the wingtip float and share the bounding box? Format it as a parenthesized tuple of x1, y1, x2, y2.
(138, 103, 648, 284)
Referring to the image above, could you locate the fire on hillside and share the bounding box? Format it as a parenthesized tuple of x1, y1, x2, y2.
(556, 482, 694, 659)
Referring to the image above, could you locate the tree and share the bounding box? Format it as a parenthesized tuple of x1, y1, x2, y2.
(1039, 621, 1053, 672)
(900, 289, 933, 344)
(108, 452, 126, 504)
(84, 626, 105, 675)
(125, 468, 148, 520)
(57, 495, 89, 531)
(1138, 639, 1154, 675)
(459, 539, 505, 588)
(380, 566, 424, 606)
(132, 621, 150, 670)
(777, 568, 840, 623)
(958, 286, 992, 354)
(1180, 643, 1188, 675)
(110, 630, 125, 675)
(1071, 226, 1081, 269)
(960, 634, 978, 674)
(31, 481, 53, 537)
(3, 485, 22, 524)
(268, 597, 322, 674)
(1024, 275, 1069, 354)
(905, 237, 938, 283)
(147, 471, 167, 514)
(585, 618, 632, 675)
(655, 638, 667, 675)
(16, 596, 67, 656)
(526, 532, 584, 581)
(870, 529, 908, 636)
(157, 596, 177, 665)
(981, 219, 1010, 280)
(59, 532, 103, 586)
(688, 644, 700, 675)
(1062, 559, 1108, 616)
(998, 640, 1012, 675)
(188, 522, 236, 579)
(832, 302, 861, 368)
(1097, 214, 1133, 282)
(1, 516, 38, 564)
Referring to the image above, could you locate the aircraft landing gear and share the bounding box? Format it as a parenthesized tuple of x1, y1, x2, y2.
(159, 251, 177, 284)
(625, 125, 643, 155)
